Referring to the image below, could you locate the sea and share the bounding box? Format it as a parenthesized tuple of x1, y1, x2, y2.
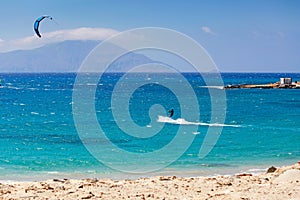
(0, 72, 299, 181)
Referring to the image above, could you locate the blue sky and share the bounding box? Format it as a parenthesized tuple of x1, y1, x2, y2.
(0, 0, 299, 72)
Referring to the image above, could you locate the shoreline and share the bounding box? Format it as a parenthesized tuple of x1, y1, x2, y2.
(1, 162, 299, 199)
(0, 162, 282, 182)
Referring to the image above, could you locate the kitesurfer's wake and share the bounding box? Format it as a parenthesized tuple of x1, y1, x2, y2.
(157, 115, 241, 127)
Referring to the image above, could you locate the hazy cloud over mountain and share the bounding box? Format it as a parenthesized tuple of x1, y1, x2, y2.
(0, 27, 118, 53)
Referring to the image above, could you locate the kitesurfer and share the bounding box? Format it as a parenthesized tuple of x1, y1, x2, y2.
(168, 109, 174, 118)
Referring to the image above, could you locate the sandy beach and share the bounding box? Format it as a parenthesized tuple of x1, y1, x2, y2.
(0, 163, 299, 200)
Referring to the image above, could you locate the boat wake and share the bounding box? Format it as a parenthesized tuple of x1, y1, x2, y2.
(198, 86, 224, 90)
(157, 116, 240, 127)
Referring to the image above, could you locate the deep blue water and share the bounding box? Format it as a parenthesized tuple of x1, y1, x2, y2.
(0, 73, 299, 180)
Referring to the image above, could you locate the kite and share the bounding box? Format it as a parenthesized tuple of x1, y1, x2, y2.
(34, 16, 53, 38)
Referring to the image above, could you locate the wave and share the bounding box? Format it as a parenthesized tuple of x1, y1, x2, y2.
(157, 116, 240, 127)
(4, 86, 23, 90)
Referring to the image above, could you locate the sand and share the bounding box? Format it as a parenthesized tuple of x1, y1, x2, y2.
(0, 163, 299, 200)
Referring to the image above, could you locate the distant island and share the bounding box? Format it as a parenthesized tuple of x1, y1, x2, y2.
(225, 77, 300, 89)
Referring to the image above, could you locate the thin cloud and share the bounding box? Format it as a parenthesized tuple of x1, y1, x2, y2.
(201, 26, 216, 36)
(0, 27, 119, 53)
(252, 30, 286, 39)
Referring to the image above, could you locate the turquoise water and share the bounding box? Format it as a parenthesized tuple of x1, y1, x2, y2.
(0, 73, 299, 180)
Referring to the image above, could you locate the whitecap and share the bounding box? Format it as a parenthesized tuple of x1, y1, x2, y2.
(7, 86, 22, 90)
(30, 112, 39, 115)
(43, 121, 55, 124)
(27, 88, 39, 91)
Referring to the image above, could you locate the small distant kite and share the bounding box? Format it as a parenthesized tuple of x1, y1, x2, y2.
(34, 15, 53, 38)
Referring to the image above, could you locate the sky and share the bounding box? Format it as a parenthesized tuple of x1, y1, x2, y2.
(0, 0, 299, 72)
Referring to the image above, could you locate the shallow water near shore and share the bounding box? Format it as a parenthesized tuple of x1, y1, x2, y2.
(0, 72, 299, 181)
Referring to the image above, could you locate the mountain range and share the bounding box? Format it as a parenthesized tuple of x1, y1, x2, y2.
(0, 40, 152, 72)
